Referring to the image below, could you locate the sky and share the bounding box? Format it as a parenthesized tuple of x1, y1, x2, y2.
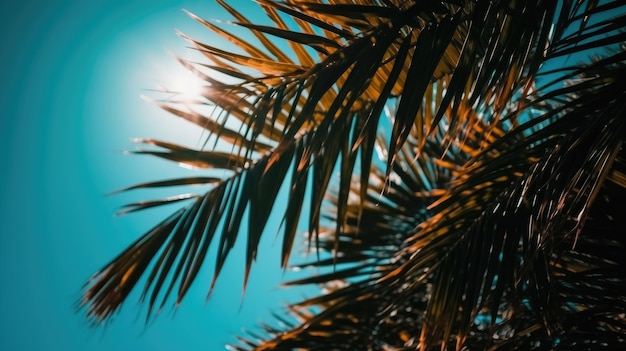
(0, 1, 316, 350)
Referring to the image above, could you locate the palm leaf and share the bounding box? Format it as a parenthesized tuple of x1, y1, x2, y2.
(227, 3, 626, 350)
(82, 0, 460, 321)
(81, 2, 626, 351)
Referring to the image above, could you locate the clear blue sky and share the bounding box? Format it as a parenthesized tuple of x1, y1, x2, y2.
(0, 1, 315, 350)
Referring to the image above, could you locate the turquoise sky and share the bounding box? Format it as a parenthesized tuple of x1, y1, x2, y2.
(0, 1, 315, 350)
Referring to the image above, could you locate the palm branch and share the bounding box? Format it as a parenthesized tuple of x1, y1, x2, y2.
(80, 1, 626, 350)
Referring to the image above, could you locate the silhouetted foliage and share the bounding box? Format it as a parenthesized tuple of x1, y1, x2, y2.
(81, 1, 626, 349)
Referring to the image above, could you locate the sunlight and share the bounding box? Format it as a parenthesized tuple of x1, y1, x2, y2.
(149, 50, 206, 103)
(130, 47, 213, 152)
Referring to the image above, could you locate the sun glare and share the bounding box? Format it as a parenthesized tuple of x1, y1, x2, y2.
(150, 52, 206, 103)
(134, 30, 246, 155)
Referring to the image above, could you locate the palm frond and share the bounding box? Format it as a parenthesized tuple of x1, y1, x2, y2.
(229, 118, 463, 350)
(81, 2, 626, 350)
(229, 7, 626, 351)
(82, 0, 464, 321)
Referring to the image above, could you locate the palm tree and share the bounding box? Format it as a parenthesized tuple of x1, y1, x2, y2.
(80, 0, 626, 349)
